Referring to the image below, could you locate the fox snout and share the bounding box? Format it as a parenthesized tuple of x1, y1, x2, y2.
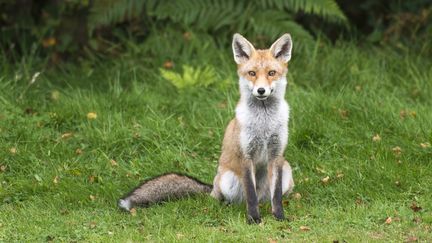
(252, 86, 272, 100)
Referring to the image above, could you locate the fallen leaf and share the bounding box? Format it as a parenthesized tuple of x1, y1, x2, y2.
(110, 159, 118, 166)
(315, 166, 326, 174)
(163, 60, 174, 69)
(51, 90, 60, 101)
(397, 160, 402, 164)
(75, 148, 83, 155)
(338, 109, 349, 119)
(336, 172, 344, 178)
(293, 192, 302, 200)
(410, 202, 422, 212)
(400, 110, 407, 119)
(89, 195, 96, 201)
(87, 112, 97, 120)
(392, 146, 402, 156)
(183, 32, 192, 40)
(405, 236, 418, 242)
(395, 181, 401, 187)
(372, 134, 381, 142)
(410, 111, 416, 118)
(42, 37, 57, 47)
(0, 165, 6, 172)
(61, 132, 73, 139)
(53, 176, 59, 184)
(130, 208, 137, 216)
(385, 217, 392, 224)
(321, 176, 330, 184)
(9, 147, 17, 154)
(420, 142, 430, 148)
(89, 221, 97, 229)
(355, 85, 362, 91)
(268, 238, 277, 243)
(299, 226, 310, 231)
(88, 175, 97, 183)
(108, 231, 114, 236)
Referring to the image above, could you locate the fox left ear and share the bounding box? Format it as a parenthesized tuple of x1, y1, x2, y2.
(232, 33, 256, 64)
(270, 34, 293, 63)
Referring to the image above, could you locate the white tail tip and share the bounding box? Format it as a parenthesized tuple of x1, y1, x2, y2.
(118, 199, 132, 211)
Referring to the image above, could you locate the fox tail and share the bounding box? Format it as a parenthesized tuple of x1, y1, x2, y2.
(118, 173, 212, 211)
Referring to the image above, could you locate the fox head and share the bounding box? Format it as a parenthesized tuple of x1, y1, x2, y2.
(232, 33, 292, 101)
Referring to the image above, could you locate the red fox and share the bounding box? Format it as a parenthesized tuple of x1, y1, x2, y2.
(119, 33, 294, 224)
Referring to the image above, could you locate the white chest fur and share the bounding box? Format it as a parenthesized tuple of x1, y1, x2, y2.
(236, 98, 289, 164)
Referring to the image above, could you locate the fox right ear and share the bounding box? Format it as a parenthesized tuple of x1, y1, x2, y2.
(270, 33, 292, 63)
(232, 33, 255, 64)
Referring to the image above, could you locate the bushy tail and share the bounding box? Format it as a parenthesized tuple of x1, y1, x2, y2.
(118, 173, 212, 211)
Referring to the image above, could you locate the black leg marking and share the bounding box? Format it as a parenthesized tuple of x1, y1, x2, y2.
(244, 168, 261, 224)
(272, 166, 285, 221)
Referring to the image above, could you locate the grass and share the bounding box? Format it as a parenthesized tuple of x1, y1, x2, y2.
(0, 40, 431, 242)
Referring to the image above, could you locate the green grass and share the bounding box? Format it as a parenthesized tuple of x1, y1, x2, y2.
(1, 41, 431, 242)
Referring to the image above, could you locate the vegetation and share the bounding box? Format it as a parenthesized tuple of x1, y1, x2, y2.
(1, 0, 431, 242)
(1, 38, 431, 241)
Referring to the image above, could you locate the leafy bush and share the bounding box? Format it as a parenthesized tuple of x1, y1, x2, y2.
(0, 0, 347, 63)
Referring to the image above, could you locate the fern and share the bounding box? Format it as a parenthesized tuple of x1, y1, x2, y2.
(160, 65, 222, 89)
(89, 0, 149, 32)
(257, 0, 347, 23)
(246, 10, 313, 41)
(88, 0, 347, 67)
(89, 0, 348, 32)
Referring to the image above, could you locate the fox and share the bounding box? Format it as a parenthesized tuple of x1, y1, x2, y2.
(119, 33, 294, 224)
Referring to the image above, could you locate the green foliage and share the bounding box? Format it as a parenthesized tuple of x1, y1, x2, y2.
(257, 0, 347, 22)
(1, 41, 432, 241)
(160, 65, 226, 90)
(89, 0, 347, 45)
(1, 0, 348, 64)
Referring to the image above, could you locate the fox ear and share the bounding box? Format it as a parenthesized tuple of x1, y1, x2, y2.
(232, 33, 255, 64)
(270, 34, 293, 63)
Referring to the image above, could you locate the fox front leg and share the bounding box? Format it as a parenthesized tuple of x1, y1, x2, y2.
(269, 158, 285, 221)
(242, 165, 261, 224)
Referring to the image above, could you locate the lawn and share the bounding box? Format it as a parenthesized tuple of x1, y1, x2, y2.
(1, 40, 431, 242)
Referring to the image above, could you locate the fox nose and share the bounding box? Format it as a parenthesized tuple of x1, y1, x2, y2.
(257, 88, 265, 95)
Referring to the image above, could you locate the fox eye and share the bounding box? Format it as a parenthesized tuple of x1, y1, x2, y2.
(248, 71, 256, 76)
(268, 70, 276, 76)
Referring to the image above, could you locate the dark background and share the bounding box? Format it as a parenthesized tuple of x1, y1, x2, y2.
(1, 0, 431, 65)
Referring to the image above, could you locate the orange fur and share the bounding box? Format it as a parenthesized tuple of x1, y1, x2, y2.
(237, 50, 288, 87)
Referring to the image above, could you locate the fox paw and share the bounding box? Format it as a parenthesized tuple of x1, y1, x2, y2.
(247, 215, 262, 224)
(273, 212, 285, 221)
